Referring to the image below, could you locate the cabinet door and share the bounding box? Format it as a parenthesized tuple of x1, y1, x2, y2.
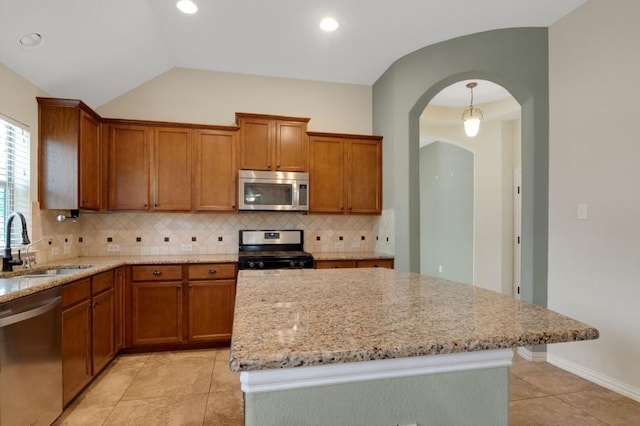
(309, 136, 346, 213)
(114, 267, 125, 352)
(239, 118, 272, 170)
(356, 259, 394, 269)
(154, 127, 192, 211)
(188, 280, 236, 342)
(193, 129, 237, 211)
(347, 139, 382, 214)
(131, 282, 183, 346)
(78, 110, 101, 210)
(92, 289, 115, 374)
(108, 125, 151, 210)
(314, 260, 357, 269)
(276, 121, 307, 171)
(62, 299, 91, 406)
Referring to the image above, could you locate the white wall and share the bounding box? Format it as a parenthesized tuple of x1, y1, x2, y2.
(97, 67, 373, 134)
(420, 118, 519, 295)
(548, 0, 640, 400)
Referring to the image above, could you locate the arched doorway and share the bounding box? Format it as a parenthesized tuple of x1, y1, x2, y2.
(419, 80, 521, 295)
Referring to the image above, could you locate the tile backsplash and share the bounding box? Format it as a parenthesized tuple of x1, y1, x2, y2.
(33, 207, 395, 263)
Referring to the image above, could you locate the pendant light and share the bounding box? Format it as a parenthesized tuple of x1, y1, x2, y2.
(461, 82, 483, 137)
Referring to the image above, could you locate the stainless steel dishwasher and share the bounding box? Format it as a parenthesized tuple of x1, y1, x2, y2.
(0, 286, 62, 425)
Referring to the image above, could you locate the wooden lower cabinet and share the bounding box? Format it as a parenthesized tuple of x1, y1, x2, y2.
(62, 279, 92, 406)
(62, 270, 117, 406)
(127, 263, 237, 349)
(315, 259, 394, 269)
(187, 263, 237, 342)
(131, 281, 184, 346)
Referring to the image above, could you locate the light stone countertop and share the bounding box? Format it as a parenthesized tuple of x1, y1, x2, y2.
(0, 252, 391, 303)
(311, 251, 394, 261)
(229, 268, 599, 372)
(0, 254, 238, 303)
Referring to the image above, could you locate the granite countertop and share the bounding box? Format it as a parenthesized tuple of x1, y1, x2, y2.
(312, 252, 394, 261)
(0, 254, 238, 303)
(229, 268, 599, 372)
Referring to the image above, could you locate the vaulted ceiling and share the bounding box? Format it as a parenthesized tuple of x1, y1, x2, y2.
(0, 0, 587, 108)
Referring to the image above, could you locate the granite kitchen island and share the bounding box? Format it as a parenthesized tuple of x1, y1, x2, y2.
(230, 268, 598, 426)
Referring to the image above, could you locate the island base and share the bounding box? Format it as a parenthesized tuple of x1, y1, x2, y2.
(240, 349, 513, 426)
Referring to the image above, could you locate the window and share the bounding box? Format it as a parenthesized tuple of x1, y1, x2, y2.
(0, 114, 31, 247)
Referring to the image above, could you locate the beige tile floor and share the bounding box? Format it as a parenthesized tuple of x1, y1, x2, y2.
(55, 348, 640, 425)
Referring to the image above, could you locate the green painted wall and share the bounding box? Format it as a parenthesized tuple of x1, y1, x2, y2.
(420, 142, 474, 284)
(245, 367, 509, 426)
(373, 28, 549, 308)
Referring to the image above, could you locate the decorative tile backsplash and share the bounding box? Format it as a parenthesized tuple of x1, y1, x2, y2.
(32, 207, 395, 263)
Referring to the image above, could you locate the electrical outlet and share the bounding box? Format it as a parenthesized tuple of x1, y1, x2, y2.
(350, 241, 360, 248)
(180, 244, 193, 252)
(107, 244, 120, 252)
(334, 241, 344, 249)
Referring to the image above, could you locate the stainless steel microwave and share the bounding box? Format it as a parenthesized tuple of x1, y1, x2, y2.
(238, 170, 309, 212)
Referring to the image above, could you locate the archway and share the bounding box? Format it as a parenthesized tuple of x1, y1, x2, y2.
(372, 27, 549, 308)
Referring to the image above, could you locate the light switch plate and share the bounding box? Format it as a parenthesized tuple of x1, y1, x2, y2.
(577, 203, 588, 220)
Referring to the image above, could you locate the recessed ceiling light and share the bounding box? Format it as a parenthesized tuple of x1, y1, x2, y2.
(176, 0, 198, 14)
(18, 33, 44, 49)
(320, 17, 339, 32)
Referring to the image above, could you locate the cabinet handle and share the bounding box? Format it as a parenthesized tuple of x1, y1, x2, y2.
(176, 285, 182, 289)
(152, 270, 162, 276)
(93, 301, 101, 308)
(276, 164, 280, 169)
(208, 269, 217, 275)
(267, 164, 272, 169)
(143, 203, 148, 208)
(188, 285, 193, 288)
(154, 203, 158, 208)
(349, 207, 353, 211)
(340, 206, 344, 211)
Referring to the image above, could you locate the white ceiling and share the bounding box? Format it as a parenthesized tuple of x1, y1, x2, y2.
(0, 0, 588, 108)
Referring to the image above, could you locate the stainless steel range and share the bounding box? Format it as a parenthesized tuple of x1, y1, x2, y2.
(238, 230, 314, 270)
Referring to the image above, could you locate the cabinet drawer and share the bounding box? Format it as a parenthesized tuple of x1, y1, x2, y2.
(314, 260, 357, 269)
(188, 263, 236, 280)
(62, 278, 91, 308)
(356, 259, 394, 269)
(92, 270, 114, 294)
(131, 265, 183, 282)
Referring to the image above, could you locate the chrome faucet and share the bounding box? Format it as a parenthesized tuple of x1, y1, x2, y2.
(24, 237, 51, 269)
(2, 212, 31, 272)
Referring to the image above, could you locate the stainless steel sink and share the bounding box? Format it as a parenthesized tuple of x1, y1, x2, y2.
(21, 265, 94, 278)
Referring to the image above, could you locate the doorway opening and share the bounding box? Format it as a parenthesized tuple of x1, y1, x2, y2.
(419, 79, 521, 296)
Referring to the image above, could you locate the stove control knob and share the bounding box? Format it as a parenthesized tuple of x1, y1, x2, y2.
(290, 260, 297, 267)
(258, 261, 265, 269)
(248, 262, 256, 269)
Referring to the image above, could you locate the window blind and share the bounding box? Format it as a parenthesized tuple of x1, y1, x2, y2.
(0, 114, 31, 247)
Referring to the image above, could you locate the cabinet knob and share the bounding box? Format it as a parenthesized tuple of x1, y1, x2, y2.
(208, 269, 217, 275)
(143, 203, 148, 208)
(154, 203, 158, 208)
(267, 164, 272, 169)
(340, 206, 344, 211)
(152, 270, 162, 276)
(276, 164, 280, 169)
(177, 285, 182, 289)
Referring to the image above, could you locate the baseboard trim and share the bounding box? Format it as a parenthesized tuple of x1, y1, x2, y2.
(547, 353, 640, 403)
(517, 347, 547, 362)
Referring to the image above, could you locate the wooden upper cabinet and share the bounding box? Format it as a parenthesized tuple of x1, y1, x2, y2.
(237, 113, 309, 172)
(193, 129, 238, 211)
(308, 135, 345, 213)
(153, 127, 192, 211)
(38, 97, 103, 210)
(107, 124, 151, 210)
(308, 132, 382, 215)
(347, 138, 382, 214)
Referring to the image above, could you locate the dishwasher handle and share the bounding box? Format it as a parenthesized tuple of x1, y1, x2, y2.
(0, 296, 62, 328)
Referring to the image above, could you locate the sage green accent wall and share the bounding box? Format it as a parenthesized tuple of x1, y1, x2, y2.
(245, 367, 509, 426)
(373, 28, 549, 307)
(420, 142, 474, 284)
